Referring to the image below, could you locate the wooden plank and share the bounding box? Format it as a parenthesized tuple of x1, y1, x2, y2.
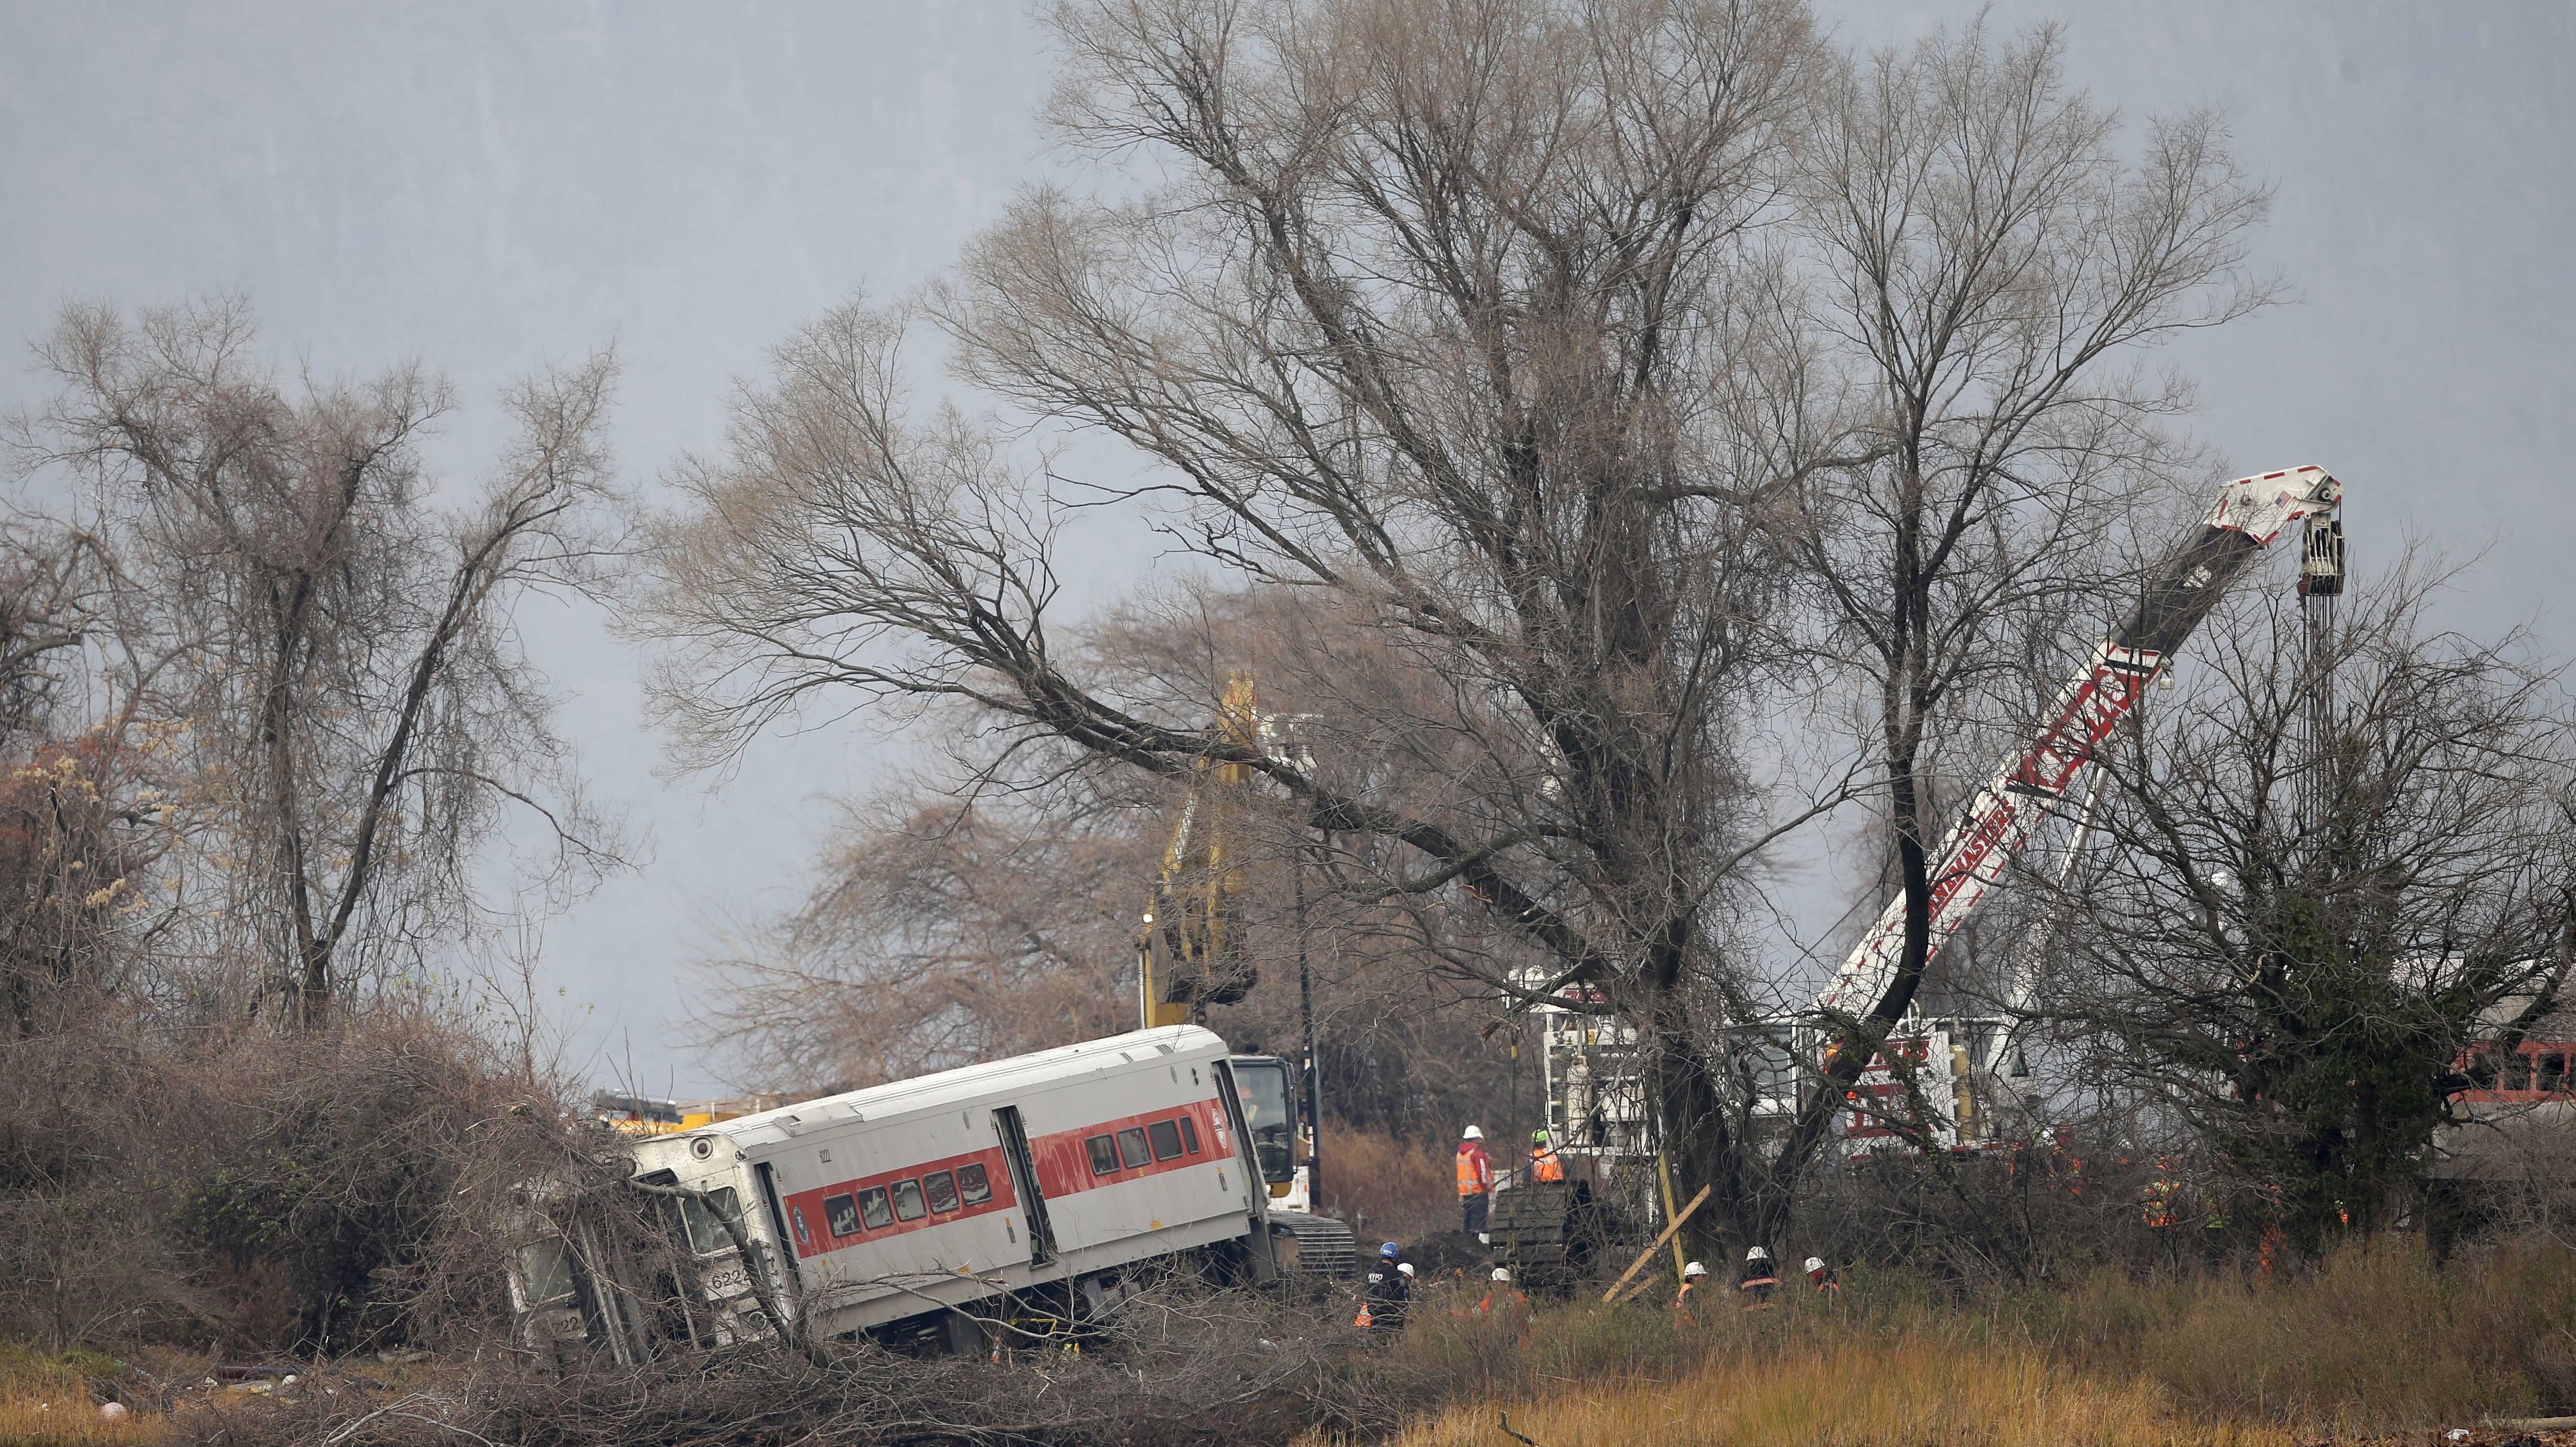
(1614, 1271, 1665, 1304)
(1657, 1155, 1688, 1281)
(1600, 1184, 1711, 1303)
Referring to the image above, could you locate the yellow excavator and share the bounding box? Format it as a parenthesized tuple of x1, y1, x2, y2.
(1136, 673, 1263, 1028)
(1134, 676, 1356, 1274)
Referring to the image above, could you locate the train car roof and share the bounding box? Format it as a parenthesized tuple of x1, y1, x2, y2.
(654, 1025, 1232, 1157)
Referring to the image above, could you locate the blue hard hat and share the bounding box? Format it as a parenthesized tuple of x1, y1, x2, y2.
(1379, 1241, 1401, 1258)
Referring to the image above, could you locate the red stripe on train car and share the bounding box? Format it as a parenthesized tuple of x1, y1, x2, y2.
(1025, 1097, 1233, 1200)
(781, 1145, 1017, 1258)
(776, 1096, 1235, 1261)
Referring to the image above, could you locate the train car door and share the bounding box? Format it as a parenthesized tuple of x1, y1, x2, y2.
(992, 1105, 1056, 1266)
(751, 1161, 805, 1320)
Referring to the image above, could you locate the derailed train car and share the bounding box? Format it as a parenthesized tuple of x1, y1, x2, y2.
(510, 1025, 1351, 1356)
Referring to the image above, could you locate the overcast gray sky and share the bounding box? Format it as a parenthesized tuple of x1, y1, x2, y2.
(5, 2, 2570, 1097)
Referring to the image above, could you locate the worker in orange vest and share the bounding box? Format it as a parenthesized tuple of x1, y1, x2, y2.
(1675, 1260, 1708, 1316)
(1457, 1125, 1494, 1236)
(1528, 1128, 1567, 1183)
(1474, 1266, 1531, 1330)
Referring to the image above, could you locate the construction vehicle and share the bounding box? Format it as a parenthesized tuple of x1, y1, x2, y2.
(1134, 674, 1358, 1275)
(1805, 465, 2345, 1151)
(1482, 980, 1641, 1287)
(1138, 676, 1263, 1032)
(1511, 468, 2346, 1179)
(591, 1092, 787, 1137)
(512, 1026, 1317, 1358)
(1456, 467, 2352, 1288)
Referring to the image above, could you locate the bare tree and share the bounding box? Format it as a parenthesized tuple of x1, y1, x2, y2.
(645, 0, 1825, 1236)
(1750, 17, 2276, 1234)
(2043, 557, 2576, 1243)
(690, 615, 1535, 1142)
(13, 298, 629, 1026)
(0, 520, 104, 742)
(638, 1, 2277, 1248)
(0, 516, 191, 1034)
(690, 779, 1147, 1091)
(0, 725, 174, 1036)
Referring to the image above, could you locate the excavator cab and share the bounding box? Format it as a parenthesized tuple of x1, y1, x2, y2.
(1224, 1055, 1300, 1194)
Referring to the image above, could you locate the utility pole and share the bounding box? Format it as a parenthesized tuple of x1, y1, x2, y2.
(1295, 833, 1322, 1213)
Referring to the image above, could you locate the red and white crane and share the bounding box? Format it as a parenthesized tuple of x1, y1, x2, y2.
(1815, 467, 2344, 1143)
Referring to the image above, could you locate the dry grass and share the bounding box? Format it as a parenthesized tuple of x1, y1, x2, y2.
(1369, 1332, 2291, 1447)
(0, 1347, 162, 1446)
(1336, 1235, 2576, 1446)
(2037, 1235, 2576, 1433)
(1316, 1127, 1459, 1238)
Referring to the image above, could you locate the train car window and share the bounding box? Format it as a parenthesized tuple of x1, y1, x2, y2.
(824, 1193, 862, 1238)
(1117, 1127, 1152, 1170)
(923, 1171, 959, 1214)
(1148, 1119, 1184, 1161)
(958, 1163, 993, 1205)
(1086, 1134, 1119, 1175)
(516, 1238, 576, 1306)
(858, 1186, 894, 1230)
(1180, 1115, 1200, 1154)
(680, 1187, 743, 1256)
(890, 1178, 927, 1221)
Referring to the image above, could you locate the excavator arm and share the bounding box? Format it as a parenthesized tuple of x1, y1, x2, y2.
(1814, 466, 2345, 1023)
(1138, 675, 1264, 1028)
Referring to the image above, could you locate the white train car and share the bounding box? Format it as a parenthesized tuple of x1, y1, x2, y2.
(523, 1026, 1313, 1352)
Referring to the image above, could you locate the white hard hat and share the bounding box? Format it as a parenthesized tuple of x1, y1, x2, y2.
(1491, 1266, 1511, 1282)
(1746, 1245, 1770, 1261)
(1683, 1260, 1707, 1278)
(1463, 1124, 1484, 1140)
(1805, 1256, 1826, 1274)
(1397, 1262, 1415, 1277)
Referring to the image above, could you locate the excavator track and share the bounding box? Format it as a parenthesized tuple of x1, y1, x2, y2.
(1266, 1210, 1358, 1277)
(1487, 1182, 1599, 1278)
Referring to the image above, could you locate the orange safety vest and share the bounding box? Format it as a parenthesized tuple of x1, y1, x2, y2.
(1530, 1147, 1566, 1183)
(1457, 1142, 1493, 1196)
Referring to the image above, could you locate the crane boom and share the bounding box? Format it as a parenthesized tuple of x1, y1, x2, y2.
(1814, 466, 2344, 1022)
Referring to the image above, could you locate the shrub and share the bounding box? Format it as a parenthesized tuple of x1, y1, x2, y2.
(1, 1006, 571, 1357)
